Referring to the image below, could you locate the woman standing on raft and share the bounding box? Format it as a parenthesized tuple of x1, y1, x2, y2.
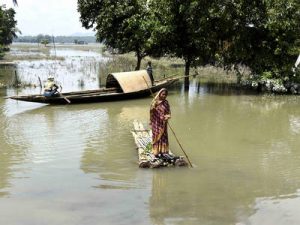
(150, 88, 171, 158)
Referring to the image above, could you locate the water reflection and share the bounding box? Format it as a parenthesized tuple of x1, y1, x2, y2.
(1, 48, 300, 224)
(289, 115, 300, 135)
(184, 80, 256, 97)
(146, 84, 300, 225)
(148, 159, 300, 225)
(80, 100, 149, 189)
(244, 191, 300, 225)
(0, 98, 28, 197)
(0, 63, 16, 88)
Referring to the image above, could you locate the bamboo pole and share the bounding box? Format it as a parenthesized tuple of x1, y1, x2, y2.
(58, 86, 71, 104)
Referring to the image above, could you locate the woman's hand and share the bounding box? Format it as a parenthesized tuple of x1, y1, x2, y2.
(164, 114, 171, 120)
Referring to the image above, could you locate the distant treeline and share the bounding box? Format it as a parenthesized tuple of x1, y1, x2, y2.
(13, 35, 97, 44)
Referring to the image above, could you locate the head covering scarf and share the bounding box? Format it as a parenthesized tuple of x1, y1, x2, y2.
(150, 88, 167, 112)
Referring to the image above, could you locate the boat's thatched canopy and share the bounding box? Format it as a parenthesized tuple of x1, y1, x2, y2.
(106, 70, 151, 93)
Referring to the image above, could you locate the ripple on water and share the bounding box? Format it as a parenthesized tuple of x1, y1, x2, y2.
(2, 105, 109, 168)
(239, 191, 300, 225)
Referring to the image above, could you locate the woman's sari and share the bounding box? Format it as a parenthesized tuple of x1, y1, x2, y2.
(150, 89, 171, 156)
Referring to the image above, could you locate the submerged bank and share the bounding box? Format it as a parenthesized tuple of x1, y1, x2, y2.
(1, 43, 299, 95)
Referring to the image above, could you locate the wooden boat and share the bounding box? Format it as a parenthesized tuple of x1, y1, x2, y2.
(131, 120, 188, 168)
(7, 70, 179, 104)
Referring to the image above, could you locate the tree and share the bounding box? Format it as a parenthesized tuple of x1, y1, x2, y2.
(77, 0, 300, 86)
(78, 0, 157, 70)
(148, 0, 221, 88)
(36, 34, 51, 46)
(78, 0, 224, 86)
(41, 39, 49, 47)
(0, 5, 18, 58)
(36, 34, 44, 43)
(220, 0, 300, 81)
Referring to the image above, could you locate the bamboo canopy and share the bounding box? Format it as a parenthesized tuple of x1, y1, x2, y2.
(106, 70, 152, 93)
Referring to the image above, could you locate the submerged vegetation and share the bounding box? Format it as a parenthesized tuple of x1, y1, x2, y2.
(2, 43, 64, 61)
(1, 0, 300, 93)
(13, 35, 96, 44)
(2, 43, 105, 61)
(98, 52, 240, 84)
(0, 43, 239, 90)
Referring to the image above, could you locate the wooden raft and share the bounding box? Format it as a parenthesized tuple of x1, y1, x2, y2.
(131, 120, 188, 168)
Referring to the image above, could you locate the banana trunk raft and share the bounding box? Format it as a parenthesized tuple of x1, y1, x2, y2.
(131, 120, 188, 168)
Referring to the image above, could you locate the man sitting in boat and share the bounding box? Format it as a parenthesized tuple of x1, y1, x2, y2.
(43, 75, 60, 97)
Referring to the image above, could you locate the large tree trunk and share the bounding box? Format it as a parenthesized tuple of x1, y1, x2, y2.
(184, 59, 191, 90)
(135, 53, 142, 71)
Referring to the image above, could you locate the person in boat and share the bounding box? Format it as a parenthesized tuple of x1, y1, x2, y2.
(43, 75, 60, 97)
(146, 61, 154, 86)
(150, 88, 171, 159)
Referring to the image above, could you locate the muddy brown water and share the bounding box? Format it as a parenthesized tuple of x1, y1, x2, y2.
(0, 48, 300, 225)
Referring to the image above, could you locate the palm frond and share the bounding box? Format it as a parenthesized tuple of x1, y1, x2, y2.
(13, 0, 18, 6)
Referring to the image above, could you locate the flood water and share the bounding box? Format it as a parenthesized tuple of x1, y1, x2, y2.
(1, 47, 300, 225)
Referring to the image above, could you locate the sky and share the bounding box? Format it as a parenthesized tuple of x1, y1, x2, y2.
(1, 0, 95, 36)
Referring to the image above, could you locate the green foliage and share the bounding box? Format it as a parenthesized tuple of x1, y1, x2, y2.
(148, 0, 220, 78)
(261, 71, 273, 79)
(77, 0, 103, 29)
(0, 5, 18, 58)
(292, 67, 300, 83)
(220, 0, 300, 80)
(77, 0, 300, 83)
(145, 142, 152, 153)
(37, 34, 51, 44)
(40, 39, 49, 47)
(0, 45, 5, 58)
(78, 0, 154, 70)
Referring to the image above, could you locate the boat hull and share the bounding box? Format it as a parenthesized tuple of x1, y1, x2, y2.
(8, 78, 178, 105)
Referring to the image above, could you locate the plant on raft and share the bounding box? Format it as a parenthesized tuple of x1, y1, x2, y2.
(145, 142, 152, 153)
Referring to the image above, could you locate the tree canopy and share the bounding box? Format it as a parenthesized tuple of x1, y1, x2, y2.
(78, 0, 157, 70)
(148, 0, 222, 86)
(220, 0, 300, 81)
(0, 4, 18, 58)
(78, 0, 300, 84)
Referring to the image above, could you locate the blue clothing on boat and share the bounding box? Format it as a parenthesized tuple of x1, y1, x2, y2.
(43, 90, 58, 97)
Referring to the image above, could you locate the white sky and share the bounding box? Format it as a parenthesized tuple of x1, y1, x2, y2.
(1, 0, 95, 36)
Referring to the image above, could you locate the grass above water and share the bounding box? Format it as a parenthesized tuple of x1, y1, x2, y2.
(1, 43, 242, 89)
